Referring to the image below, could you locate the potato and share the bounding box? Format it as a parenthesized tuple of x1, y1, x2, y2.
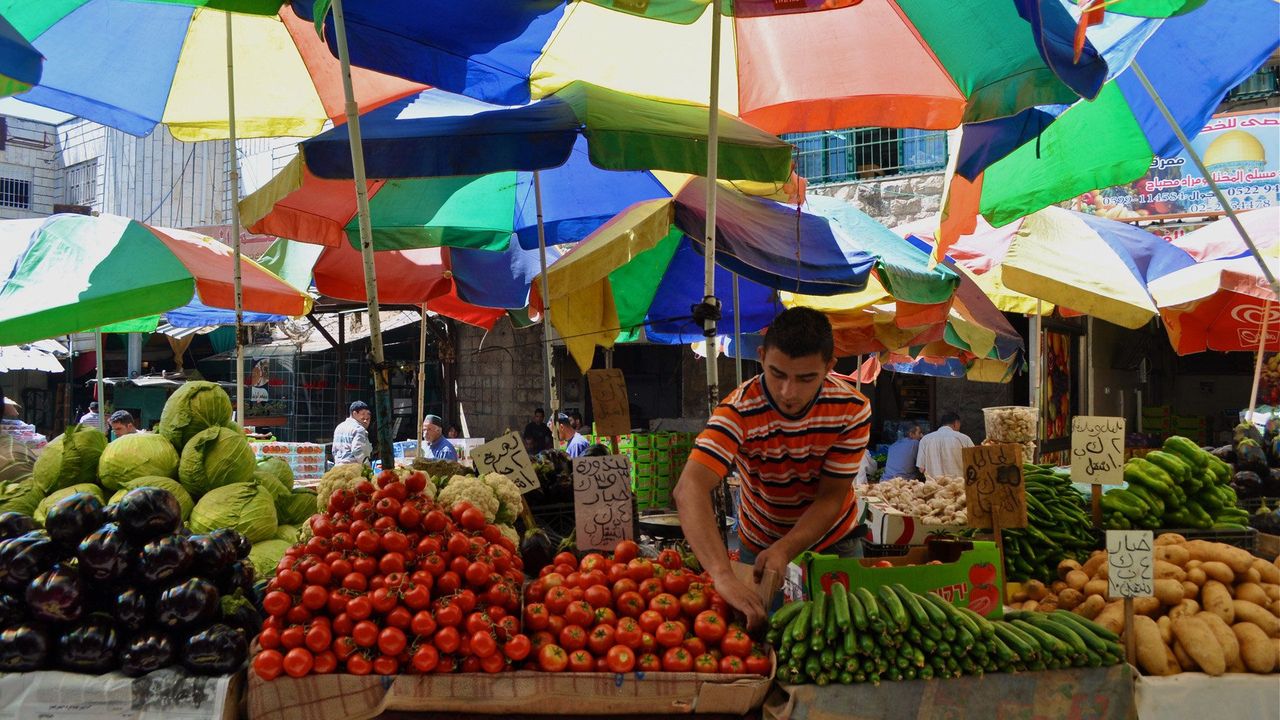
(1236, 582, 1270, 607)
(1023, 599, 1040, 612)
(1155, 533, 1187, 546)
(1058, 588, 1083, 611)
(1156, 615, 1173, 645)
(1262, 583, 1280, 602)
(1233, 600, 1280, 636)
(1058, 559, 1083, 580)
(1050, 580, 1068, 595)
(1181, 581, 1200, 600)
(1156, 561, 1187, 582)
(1133, 615, 1169, 676)
(1084, 579, 1110, 599)
(1011, 589, 1029, 603)
(1083, 552, 1109, 578)
(1095, 600, 1126, 634)
(1025, 580, 1048, 601)
(1172, 616, 1226, 676)
(1172, 640, 1196, 672)
(1187, 567, 1207, 586)
(1245, 567, 1262, 585)
(1075, 594, 1106, 620)
(1196, 612, 1243, 672)
(1135, 597, 1162, 617)
(1156, 544, 1191, 566)
(1231, 622, 1277, 673)
(1252, 559, 1280, 585)
(1154, 578, 1184, 606)
(1169, 599, 1201, 621)
(1065, 570, 1090, 592)
(1186, 541, 1254, 577)
(1200, 561, 1234, 585)
(1202, 581, 1235, 624)
(1165, 645, 1182, 674)
(1095, 564, 1109, 580)
(1186, 559, 1202, 570)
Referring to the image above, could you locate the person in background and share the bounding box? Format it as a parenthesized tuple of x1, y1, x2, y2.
(556, 412, 590, 457)
(916, 411, 973, 479)
(523, 409, 554, 455)
(446, 424, 461, 439)
(109, 410, 139, 438)
(854, 452, 878, 486)
(568, 410, 584, 432)
(333, 401, 373, 466)
(531, 407, 545, 426)
(79, 402, 101, 427)
(883, 423, 924, 481)
(421, 414, 458, 461)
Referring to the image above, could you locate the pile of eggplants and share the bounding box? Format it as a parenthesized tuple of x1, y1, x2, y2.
(0, 488, 260, 676)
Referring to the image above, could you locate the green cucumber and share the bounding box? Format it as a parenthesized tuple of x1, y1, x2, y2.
(790, 602, 813, 643)
(1022, 613, 1088, 657)
(831, 583, 852, 631)
(956, 606, 995, 640)
(1045, 612, 1111, 654)
(1011, 620, 1069, 658)
(854, 587, 885, 633)
(770, 599, 806, 630)
(991, 622, 1038, 662)
(875, 585, 909, 632)
(811, 590, 828, 637)
(847, 586, 868, 632)
(915, 591, 949, 628)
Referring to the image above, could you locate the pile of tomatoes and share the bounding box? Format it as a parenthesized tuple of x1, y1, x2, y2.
(521, 541, 771, 675)
(251, 470, 529, 679)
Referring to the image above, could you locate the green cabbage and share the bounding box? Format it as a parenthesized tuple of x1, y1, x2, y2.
(157, 381, 233, 451)
(276, 487, 317, 526)
(98, 433, 179, 490)
(248, 539, 292, 579)
(253, 468, 290, 501)
(188, 482, 278, 543)
(0, 435, 37, 486)
(256, 457, 294, 491)
(107, 476, 194, 520)
(35, 484, 106, 526)
(274, 524, 299, 543)
(0, 481, 43, 516)
(179, 426, 256, 497)
(32, 425, 107, 493)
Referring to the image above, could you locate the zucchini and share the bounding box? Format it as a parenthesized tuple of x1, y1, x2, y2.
(857, 633, 876, 656)
(1050, 609, 1120, 644)
(811, 590, 828, 637)
(831, 583, 851, 631)
(854, 587, 884, 632)
(876, 585, 909, 631)
(953, 624, 976, 651)
(956, 606, 995, 640)
(769, 599, 806, 630)
(1011, 620, 1069, 658)
(991, 622, 1038, 662)
(790, 602, 813, 643)
(847, 586, 868, 632)
(890, 584, 933, 630)
(915, 591, 949, 629)
(1023, 613, 1088, 658)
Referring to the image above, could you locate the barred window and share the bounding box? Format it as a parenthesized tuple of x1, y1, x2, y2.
(784, 128, 948, 186)
(65, 159, 98, 206)
(0, 175, 31, 209)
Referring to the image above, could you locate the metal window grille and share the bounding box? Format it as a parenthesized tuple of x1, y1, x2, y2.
(784, 127, 949, 186)
(65, 160, 98, 207)
(0, 176, 31, 209)
(1226, 66, 1279, 102)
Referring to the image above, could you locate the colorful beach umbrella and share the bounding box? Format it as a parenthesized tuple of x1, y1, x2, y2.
(0, 0, 424, 140)
(0, 13, 40, 98)
(0, 214, 312, 344)
(299, 0, 1126, 134)
(938, 0, 1278, 253)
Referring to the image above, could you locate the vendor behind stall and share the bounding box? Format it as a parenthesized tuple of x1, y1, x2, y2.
(421, 414, 457, 461)
(673, 307, 871, 629)
(332, 401, 373, 466)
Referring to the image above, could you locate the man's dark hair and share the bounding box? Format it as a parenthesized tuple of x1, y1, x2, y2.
(534, 407, 545, 415)
(939, 411, 961, 426)
(762, 307, 834, 361)
(569, 410, 582, 422)
(109, 410, 134, 425)
(555, 412, 573, 426)
(349, 401, 370, 414)
(89, 401, 99, 412)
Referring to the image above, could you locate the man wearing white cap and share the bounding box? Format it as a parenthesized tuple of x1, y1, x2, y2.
(421, 415, 457, 461)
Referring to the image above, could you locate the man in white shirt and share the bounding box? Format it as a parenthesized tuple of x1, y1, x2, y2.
(79, 402, 101, 427)
(916, 411, 973, 479)
(332, 401, 373, 466)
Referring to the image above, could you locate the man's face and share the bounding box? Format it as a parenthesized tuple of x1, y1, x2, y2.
(353, 409, 372, 427)
(757, 347, 835, 416)
(111, 421, 135, 437)
(534, 410, 544, 423)
(908, 426, 923, 440)
(423, 421, 442, 442)
(557, 422, 574, 441)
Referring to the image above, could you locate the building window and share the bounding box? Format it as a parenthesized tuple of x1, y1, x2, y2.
(65, 159, 98, 207)
(0, 175, 31, 209)
(1226, 65, 1279, 103)
(784, 128, 948, 186)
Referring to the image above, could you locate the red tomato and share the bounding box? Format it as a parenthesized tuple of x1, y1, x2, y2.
(435, 602, 462, 627)
(283, 647, 314, 678)
(301, 585, 329, 611)
(345, 653, 372, 675)
(412, 644, 440, 673)
(616, 591, 646, 618)
(465, 561, 493, 588)
(637, 652, 662, 672)
(262, 591, 291, 617)
(304, 625, 332, 654)
(524, 602, 550, 630)
(564, 600, 594, 628)
(380, 553, 406, 575)
(378, 627, 407, 656)
(304, 563, 332, 586)
(525, 579, 547, 602)
(459, 506, 486, 531)
(661, 647, 693, 672)
(693, 653, 718, 673)
(423, 509, 449, 533)
(648, 593, 680, 620)
(612, 540, 640, 564)
(418, 552, 446, 576)
(656, 549, 683, 571)
(542, 572, 565, 588)
(626, 558, 655, 582)
(679, 591, 709, 617)
(559, 625, 588, 651)
(584, 584, 612, 609)
(465, 612, 493, 636)
(436, 571, 461, 595)
(612, 578, 639, 597)
(402, 583, 431, 610)
(373, 655, 399, 675)
(346, 595, 373, 621)
(258, 627, 281, 650)
(352, 621, 379, 648)
(587, 624, 616, 655)
(719, 656, 745, 673)
(369, 587, 397, 614)
(615, 617, 643, 649)
(480, 651, 506, 673)
(460, 655, 481, 673)
(496, 615, 520, 641)
(607, 563, 629, 585)
(637, 578, 664, 602)
(279, 626, 304, 650)
(639, 632, 657, 654)
(682, 637, 707, 657)
(553, 551, 578, 568)
(450, 555, 471, 577)
(564, 571, 585, 590)
(503, 634, 532, 662)
(593, 607, 618, 627)
(637, 610, 664, 634)
(411, 610, 437, 637)
(606, 644, 636, 673)
(744, 648, 772, 675)
(661, 568, 692, 596)
(693, 611, 726, 643)
(567, 649, 594, 672)
(530, 631, 555, 653)
(538, 644, 568, 672)
(582, 570, 608, 589)
(253, 650, 283, 680)
(471, 631, 497, 658)
(546, 614, 566, 637)
(720, 628, 752, 658)
(454, 589, 478, 613)
(579, 553, 607, 573)
(655, 621, 686, 649)
(545, 586, 573, 614)
(434, 626, 461, 654)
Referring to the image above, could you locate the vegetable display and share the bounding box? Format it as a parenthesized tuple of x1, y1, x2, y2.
(1000, 466, 1096, 583)
(0, 489, 256, 675)
(868, 476, 966, 525)
(770, 583, 1121, 684)
(1102, 436, 1248, 530)
(1009, 535, 1279, 676)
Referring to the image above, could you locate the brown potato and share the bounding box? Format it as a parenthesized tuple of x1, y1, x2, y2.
(1083, 552, 1109, 577)
(1231, 622, 1277, 673)
(1261, 583, 1280, 602)
(1156, 615, 1173, 645)
(1058, 558, 1083, 580)
(1181, 581, 1200, 601)
(1202, 581, 1235, 624)
(1058, 588, 1083, 611)
(1200, 561, 1234, 585)
(1251, 559, 1280, 585)
(1236, 582, 1270, 607)
(1038, 596, 1060, 612)
(1095, 600, 1126, 634)
(1023, 599, 1040, 612)
(1187, 567, 1207, 586)
(1233, 600, 1280, 636)
(1186, 541, 1253, 577)
(1168, 599, 1201, 621)
(1244, 567, 1262, 585)
(1025, 580, 1048, 601)
(1155, 533, 1187, 546)
(1084, 579, 1110, 599)
(1196, 612, 1243, 672)
(1074, 594, 1106, 620)
(1012, 589, 1029, 603)
(1172, 640, 1196, 672)
(1154, 578, 1184, 606)
(1135, 597, 1162, 617)
(1065, 570, 1090, 591)
(1156, 544, 1191, 566)
(1155, 561, 1187, 582)
(1165, 645, 1182, 675)
(1050, 580, 1068, 595)
(1186, 559, 1203, 570)
(1172, 616, 1226, 676)
(1133, 615, 1169, 676)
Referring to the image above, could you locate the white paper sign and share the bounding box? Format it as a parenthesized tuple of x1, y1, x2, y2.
(1071, 416, 1126, 485)
(472, 430, 540, 494)
(0, 668, 232, 720)
(572, 454, 635, 551)
(1107, 530, 1154, 598)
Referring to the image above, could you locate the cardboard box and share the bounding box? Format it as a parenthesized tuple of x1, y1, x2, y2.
(0, 668, 242, 720)
(785, 540, 1005, 618)
(857, 497, 966, 546)
(247, 668, 772, 719)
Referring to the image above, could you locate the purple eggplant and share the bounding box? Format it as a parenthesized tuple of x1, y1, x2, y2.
(0, 593, 23, 626)
(217, 559, 255, 596)
(26, 563, 83, 624)
(0, 531, 59, 593)
(45, 492, 105, 548)
(188, 533, 236, 577)
(119, 632, 175, 677)
(112, 587, 149, 632)
(57, 618, 119, 673)
(209, 528, 251, 560)
(181, 623, 247, 676)
(102, 503, 118, 523)
(115, 487, 181, 542)
(155, 577, 219, 630)
(135, 534, 194, 587)
(0, 511, 36, 540)
(77, 522, 134, 584)
(0, 623, 50, 671)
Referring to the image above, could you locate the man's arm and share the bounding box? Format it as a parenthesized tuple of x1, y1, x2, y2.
(356, 428, 373, 463)
(751, 473, 850, 582)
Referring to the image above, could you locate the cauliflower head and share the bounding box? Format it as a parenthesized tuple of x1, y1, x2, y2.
(483, 472, 523, 525)
(498, 523, 519, 547)
(437, 474, 500, 523)
(316, 463, 371, 509)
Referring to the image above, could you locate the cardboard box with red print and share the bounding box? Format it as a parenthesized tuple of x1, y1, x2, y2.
(856, 496, 966, 545)
(783, 538, 1005, 619)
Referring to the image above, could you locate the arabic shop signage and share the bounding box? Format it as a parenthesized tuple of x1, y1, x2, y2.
(1071, 110, 1279, 221)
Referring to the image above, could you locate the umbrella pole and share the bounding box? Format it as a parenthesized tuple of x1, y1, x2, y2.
(332, 0, 393, 470)
(1132, 62, 1279, 296)
(1248, 300, 1273, 417)
(732, 273, 742, 386)
(417, 304, 427, 460)
(224, 12, 246, 427)
(534, 171, 555, 419)
(702, 0, 723, 418)
(1030, 302, 1043, 414)
(95, 331, 105, 434)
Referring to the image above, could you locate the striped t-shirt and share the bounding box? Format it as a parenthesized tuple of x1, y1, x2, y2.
(689, 374, 872, 555)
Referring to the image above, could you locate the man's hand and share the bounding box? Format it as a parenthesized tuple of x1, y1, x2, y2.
(711, 571, 767, 630)
(752, 544, 790, 589)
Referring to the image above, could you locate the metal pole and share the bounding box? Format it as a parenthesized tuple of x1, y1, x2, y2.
(534, 171, 555, 417)
(1086, 316, 1095, 415)
(1132, 62, 1279, 296)
(1248, 300, 1274, 417)
(225, 12, 246, 426)
(732, 273, 742, 386)
(95, 331, 105, 434)
(332, 0, 393, 469)
(702, 0, 723, 417)
(1030, 302, 1043, 414)
(416, 305, 427, 459)
(855, 355, 862, 392)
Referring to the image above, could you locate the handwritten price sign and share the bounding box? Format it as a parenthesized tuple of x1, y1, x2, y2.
(962, 444, 1028, 529)
(472, 431, 540, 495)
(572, 454, 635, 551)
(1071, 416, 1125, 485)
(586, 368, 631, 437)
(1107, 530, 1154, 598)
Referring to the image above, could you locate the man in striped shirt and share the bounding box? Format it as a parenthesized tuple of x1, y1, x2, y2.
(674, 308, 871, 628)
